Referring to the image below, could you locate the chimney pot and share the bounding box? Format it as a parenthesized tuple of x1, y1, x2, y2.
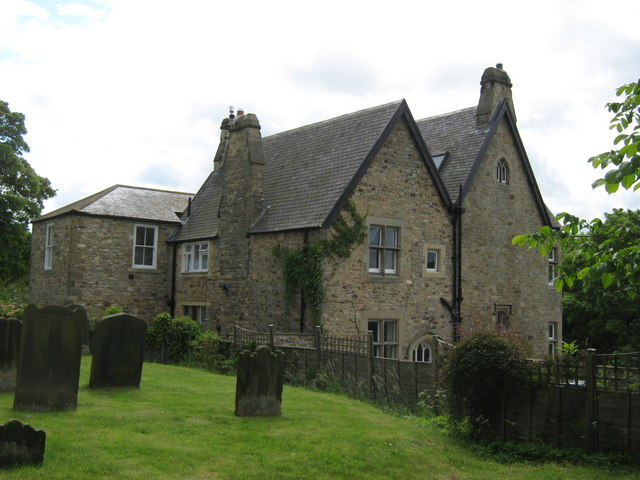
(237, 108, 245, 116)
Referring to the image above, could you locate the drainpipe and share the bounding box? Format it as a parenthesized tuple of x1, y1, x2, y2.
(452, 185, 464, 342)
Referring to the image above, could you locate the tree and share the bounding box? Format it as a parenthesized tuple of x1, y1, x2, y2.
(0, 100, 56, 282)
(561, 209, 640, 352)
(513, 81, 640, 296)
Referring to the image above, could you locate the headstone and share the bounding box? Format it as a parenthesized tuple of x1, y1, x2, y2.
(0, 318, 21, 392)
(66, 304, 90, 355)
(0, 419, 46, 468)
(89, 313, 147, 388)
(13, 304, 84, 411)
(235, 345, 284, 416)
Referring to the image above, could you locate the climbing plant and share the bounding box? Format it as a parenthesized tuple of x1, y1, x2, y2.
(273, 199, 366, 325)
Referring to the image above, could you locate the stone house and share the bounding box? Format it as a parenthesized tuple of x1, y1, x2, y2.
(29, 185, 192, 320)
(30, 65, 562, 358)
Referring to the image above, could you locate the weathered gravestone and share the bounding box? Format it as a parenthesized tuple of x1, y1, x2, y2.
(0, 419, 46, 468)
(14, 304, 84, 411)
(89, 313, 147, 388)
(235, 345, 284, 416)
(66, 304, 90, 355)
(0, 318, 21, 392)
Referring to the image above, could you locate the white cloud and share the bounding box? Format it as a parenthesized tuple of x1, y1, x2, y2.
(1, 0, 639, 222)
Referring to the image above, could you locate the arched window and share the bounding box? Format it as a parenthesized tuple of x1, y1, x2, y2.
(412, 342, 432, 363)
(496, 159, 509, 184)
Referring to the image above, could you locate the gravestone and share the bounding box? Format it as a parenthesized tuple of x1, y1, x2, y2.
(89, 313, 147, 388)
(0, 419, 46, 468)
(0, 318, 21, 392)
(66, 304, 90, 354)
(14, 304, 84, 411)
(235, 345, 284, 416)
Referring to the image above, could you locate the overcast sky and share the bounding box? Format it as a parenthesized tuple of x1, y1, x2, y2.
(2, 0, 639, 221)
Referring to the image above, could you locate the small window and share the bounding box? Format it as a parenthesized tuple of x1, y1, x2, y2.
(548, 322, 557, 355)
(426, 250, 438, 272)
(368, 318, 398, 359)
(182, 242, 209, 273)
(369, 226, 400, 275)
(548, 247, 558, 284)
(183, 305, 207, 326)
(412, 342, 432, 362)
(495, 304, 511, 330)
(496, 159, 509, 184)
(44, 223, 54, 270)
(133, 225, 158, 269)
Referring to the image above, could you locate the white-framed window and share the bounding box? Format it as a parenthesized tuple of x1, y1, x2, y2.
(133, 224, 158, 269)
(412, 342, 432, 362)
(369, 225, 400, 275)
(548, 247, 558, 284)
(182, 242, 209, 273)
(548, 322, 557, 356)
(44, 223, 54, 270)
(368, 318, 398, 359)
(496, 159, 509, 184)
(183, 305, 207, 326)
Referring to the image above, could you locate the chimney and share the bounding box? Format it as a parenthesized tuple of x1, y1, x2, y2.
(476, 63, 516, 128)
(213, 117, 232, 170)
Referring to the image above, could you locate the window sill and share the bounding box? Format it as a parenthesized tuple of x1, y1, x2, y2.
(366, 274, 402, 284)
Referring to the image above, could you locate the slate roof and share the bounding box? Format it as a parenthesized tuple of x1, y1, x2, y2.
(35, 185, 192, 224)
(168, 171, 222, 241)
(416, 107, 488, 204)
(173, 100, 448, 241)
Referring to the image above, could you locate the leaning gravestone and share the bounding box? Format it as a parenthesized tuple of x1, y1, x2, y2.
(235, 345, 284, 416)
(0, 419, 46, 468)
(0, 317, 21, 392)
(89, 313, 147, 388)
(14, 304, 84, 411)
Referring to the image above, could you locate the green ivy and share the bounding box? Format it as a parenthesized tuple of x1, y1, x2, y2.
(273, 199, 366, 325)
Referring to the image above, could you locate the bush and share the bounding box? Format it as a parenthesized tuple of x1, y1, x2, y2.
(442, 331, 533, 437)
(104, 305, 124, 316)
(147, 313, 203, 363)
(0, 279, 28, 320)
(187, 331, 236, 374)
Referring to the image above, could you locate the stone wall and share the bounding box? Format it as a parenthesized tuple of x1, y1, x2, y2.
(460, 116, 562, 357)
(30, 214, 177, 322)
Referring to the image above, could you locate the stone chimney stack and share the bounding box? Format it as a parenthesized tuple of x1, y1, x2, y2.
(476, 63, 516, 128)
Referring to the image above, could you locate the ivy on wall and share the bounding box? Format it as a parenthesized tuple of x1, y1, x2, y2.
(273, 199, 366, 325)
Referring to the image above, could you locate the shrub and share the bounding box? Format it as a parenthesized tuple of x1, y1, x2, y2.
(0, 279, 28, 320)
(147, 313, 203, 363)
(104, 305, 124, 316)
(187, 331, 236, 374)
(442, 331, 533, 437)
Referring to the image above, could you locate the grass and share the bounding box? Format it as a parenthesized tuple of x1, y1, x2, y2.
(0, 358, 637, 479)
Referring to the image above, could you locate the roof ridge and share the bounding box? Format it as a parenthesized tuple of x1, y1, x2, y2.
(263, 100, 405, 140)
(417, 106, 475, 122)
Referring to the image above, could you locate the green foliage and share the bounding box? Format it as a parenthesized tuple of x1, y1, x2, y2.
(103, 305, 124, 316)
(187, 331, 236, 374)
(0, 100, 56, 283)
(146, 312, 204, 363)
(590, 81, 640, 193)
(442, 331, 533, 437)
(273, 199, 366, 324)
(0, 278, 28, 320)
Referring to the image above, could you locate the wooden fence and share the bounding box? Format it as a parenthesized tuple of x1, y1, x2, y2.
(232, 326, 640, 455)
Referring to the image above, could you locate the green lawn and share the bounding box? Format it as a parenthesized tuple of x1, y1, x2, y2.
(0, 359, 635, 479)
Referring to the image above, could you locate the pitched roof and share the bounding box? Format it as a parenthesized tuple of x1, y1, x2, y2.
(417, 101, 554, 226)
(173, 100, 449, 241)
(34, 185, 192, 224)
(416, 107, 488, 204)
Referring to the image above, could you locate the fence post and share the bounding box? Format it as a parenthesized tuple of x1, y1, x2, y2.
(268, 324, 275, 349)
(367, 331, 374, 394)
(233, 325, 237, 352)
(586, 348, 597, 451)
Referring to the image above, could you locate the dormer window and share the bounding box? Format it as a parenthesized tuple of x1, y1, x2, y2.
(496, 159, 509, 184)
